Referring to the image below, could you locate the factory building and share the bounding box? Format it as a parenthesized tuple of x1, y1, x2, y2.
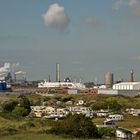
(113, 82, 140, 90)
(104, 72, 114, 88)
(98, 89, 140, 97)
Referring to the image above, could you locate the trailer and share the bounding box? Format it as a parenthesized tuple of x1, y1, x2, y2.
(106, 114, 123, 121)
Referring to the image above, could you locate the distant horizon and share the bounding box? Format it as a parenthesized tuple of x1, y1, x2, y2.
(0, 62, 138, 85)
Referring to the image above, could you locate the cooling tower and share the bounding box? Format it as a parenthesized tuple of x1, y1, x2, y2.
(105, 72, 114, 88)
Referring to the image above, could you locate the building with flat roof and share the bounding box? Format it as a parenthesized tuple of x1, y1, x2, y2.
(113, 82, 140, 90)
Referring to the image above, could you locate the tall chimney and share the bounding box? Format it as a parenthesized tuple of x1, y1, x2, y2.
(56, 63, 60, 82)
(130, 69, 134, 82)
(49, 74, 51, 82)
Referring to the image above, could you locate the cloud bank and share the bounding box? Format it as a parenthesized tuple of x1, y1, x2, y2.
(84, 17, 101, 26)
(112, 0, 139, 10)
(42, 3, 70, 30)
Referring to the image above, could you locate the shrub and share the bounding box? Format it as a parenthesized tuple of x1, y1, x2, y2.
(1, 100, 18, 112)
(98, 127, 116, 138)
(19, 121, 35, 130)
(0, 127, 18, 136)
(17, 95, 31, 110)
(50, 114, 99, 138)
(12, 106, 30, 117)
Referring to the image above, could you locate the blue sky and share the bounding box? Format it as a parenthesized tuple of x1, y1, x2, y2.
(0, 0, 140, 83)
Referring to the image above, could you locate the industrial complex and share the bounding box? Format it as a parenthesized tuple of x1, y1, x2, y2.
(0, 62, 140, 97)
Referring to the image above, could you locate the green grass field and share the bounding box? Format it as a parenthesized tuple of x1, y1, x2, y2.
(0, 94, 140, 139)
(0, 134, 100, 140)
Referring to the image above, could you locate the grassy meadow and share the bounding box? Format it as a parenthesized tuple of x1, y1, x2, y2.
(0, 93, 140, 139)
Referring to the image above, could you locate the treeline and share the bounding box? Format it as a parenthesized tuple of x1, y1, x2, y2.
(1, 94, 140, 118)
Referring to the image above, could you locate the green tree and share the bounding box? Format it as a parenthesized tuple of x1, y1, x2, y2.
(2, 100, 18, 112)
(106, 100, 122, 110)
(17, 95, 31, 109)
(91, 101, 106, 110)
(50, 114, 99, 138)
(16, 95, 31, 116)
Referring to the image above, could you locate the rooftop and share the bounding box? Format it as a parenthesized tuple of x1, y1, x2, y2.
(114, 82, 140, 86)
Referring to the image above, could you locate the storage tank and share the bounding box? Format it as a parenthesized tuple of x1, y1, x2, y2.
(0, 81, 7, 90)
(0, 81, 3, 90)
(2, 82, 7, 90)
(104, 72, 114, 88)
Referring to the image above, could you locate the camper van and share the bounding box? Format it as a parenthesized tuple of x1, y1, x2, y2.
(106, 114, 123, 121)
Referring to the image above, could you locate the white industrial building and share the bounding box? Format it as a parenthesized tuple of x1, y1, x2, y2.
(113, 82, 140, 90)
(38, 80, 85, 89)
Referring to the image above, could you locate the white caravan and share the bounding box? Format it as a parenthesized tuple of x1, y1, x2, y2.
(106, 114, 123, 121)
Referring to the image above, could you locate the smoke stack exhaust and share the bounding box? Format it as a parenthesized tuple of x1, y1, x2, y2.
(56, 63, 60, 82)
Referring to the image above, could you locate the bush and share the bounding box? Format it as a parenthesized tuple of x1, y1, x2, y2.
(1, 100, 18, 112)
(19, 121, 35, 130)
(0, 127, 18, 136)
(17, 95, 31, 110)
(49, 114, 99, 138)
(98, 127, 116, 138)
(12, 106, 30, 117)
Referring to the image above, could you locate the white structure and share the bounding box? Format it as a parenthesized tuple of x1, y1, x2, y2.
(0, 63, 11, 80)
(98, 89, 118, 95)
(67, 106, 94, 118)
(116, 127, 133, 139)
(96, 109, 110, 117)
(126, 108, 140, 116)
(38, 80, 85, 89)
(113, 82, 140, 90)
(30, 106, 68, 118)
(106, 114, 123, 121)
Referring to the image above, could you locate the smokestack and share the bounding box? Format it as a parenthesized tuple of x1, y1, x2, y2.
(56, 63, 60, 82)
(49, 74, 51, 82)
(130, 69, 134, 82)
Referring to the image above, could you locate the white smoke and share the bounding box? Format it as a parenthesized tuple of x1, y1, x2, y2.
(15, 71, 26, 75)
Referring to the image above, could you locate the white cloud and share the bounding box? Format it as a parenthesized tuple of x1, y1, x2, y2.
(72, 61, 82, 65)
(84, 17, 102, 28)
(112, 0, 123, 11)
(131, 4, 140, 16)
(132, 55, 140, 60)
(42, 3, 70, 30)
(112, 0, 138, 11)
(128, 0, 138, 6)
(85, 17, 98, 25)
